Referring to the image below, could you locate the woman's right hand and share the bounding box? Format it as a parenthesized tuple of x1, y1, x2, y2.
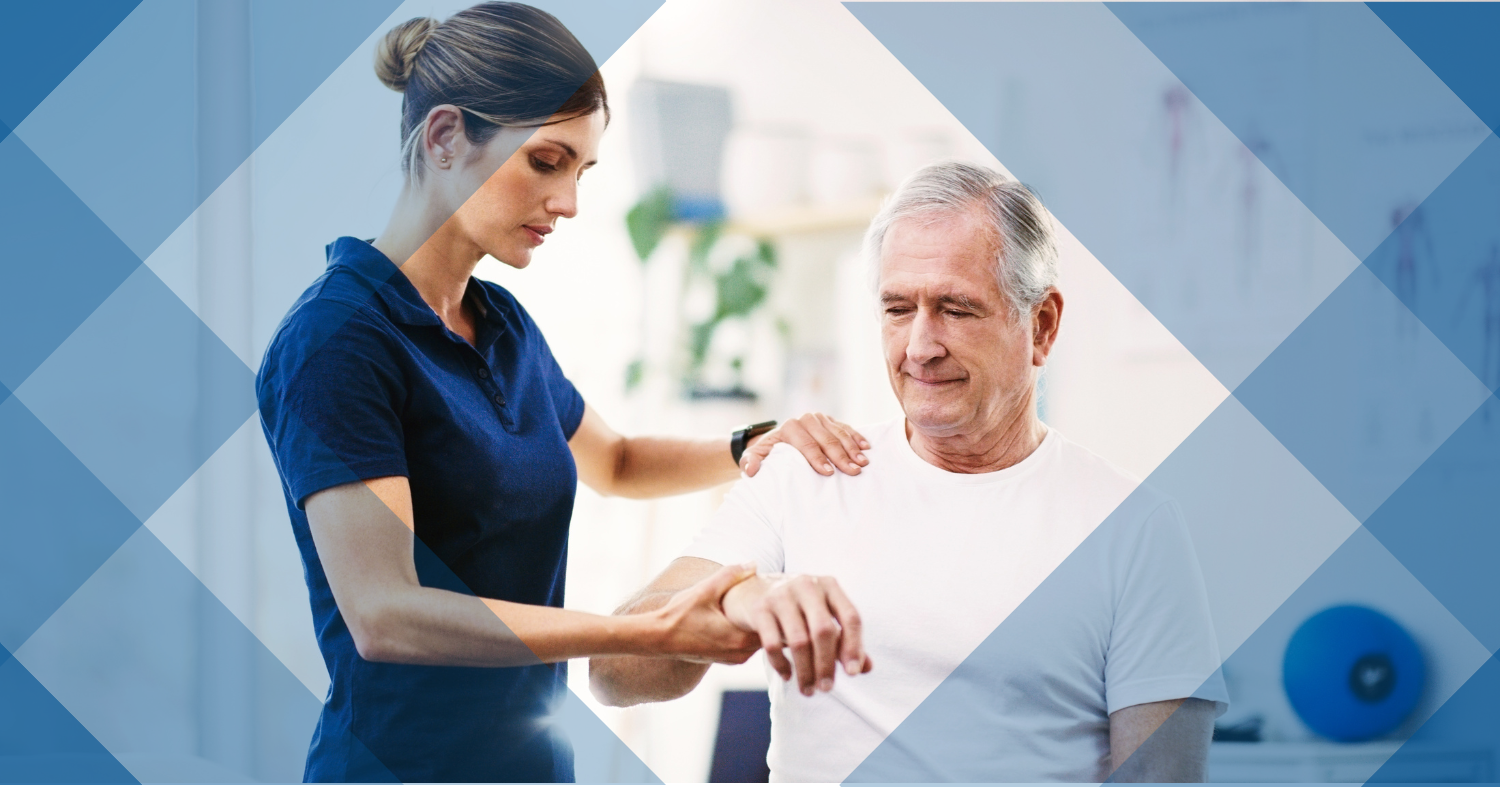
(647, 562, 762, 664)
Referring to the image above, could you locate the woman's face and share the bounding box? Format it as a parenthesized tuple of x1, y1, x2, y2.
(448, 110, 605, 269)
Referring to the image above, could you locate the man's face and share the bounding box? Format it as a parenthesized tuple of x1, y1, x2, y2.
(878, 209, 1040, 439)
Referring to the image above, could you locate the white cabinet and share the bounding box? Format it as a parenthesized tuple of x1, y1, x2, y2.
(1209, 741, 1493, 784)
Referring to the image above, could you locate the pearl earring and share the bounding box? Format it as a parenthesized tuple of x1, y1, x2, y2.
(440, 156, 448, 164)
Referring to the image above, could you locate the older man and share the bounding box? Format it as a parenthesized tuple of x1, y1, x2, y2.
(590, 162, 1225, 782)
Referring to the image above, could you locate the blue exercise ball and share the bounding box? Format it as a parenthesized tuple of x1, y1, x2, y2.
(1283, 605, 1424, 742)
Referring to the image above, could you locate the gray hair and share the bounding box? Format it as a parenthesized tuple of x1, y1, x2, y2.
(864, 161, 1059, 320)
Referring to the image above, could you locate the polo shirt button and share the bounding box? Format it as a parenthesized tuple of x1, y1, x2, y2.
(493, 392, 506, 406)
(476, 368, 490, 379)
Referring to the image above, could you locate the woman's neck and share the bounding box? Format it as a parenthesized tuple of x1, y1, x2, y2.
(373, 187, 482, 328)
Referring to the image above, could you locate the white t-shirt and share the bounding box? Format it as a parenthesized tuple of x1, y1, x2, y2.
(685, 419, 1226, 783)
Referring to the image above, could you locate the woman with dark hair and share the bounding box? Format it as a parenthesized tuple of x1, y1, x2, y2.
(255, 3, 869, 783)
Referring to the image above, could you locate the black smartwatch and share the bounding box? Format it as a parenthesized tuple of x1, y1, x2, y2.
(731, 420, 778, 465)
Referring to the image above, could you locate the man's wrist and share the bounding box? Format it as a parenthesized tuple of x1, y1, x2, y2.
(721, 573, 767, 630)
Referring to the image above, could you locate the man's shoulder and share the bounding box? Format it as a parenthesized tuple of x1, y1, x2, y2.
(1046, 432, 1190, 549)
(1039, 430, 1193, 551)
(1048, 429, 1149, 499)
(757, 418, 906, 484)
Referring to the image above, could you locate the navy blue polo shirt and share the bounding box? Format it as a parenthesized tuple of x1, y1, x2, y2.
(256, 237, 585, 783)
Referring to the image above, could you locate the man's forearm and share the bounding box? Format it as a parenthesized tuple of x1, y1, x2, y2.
(589, 591, 714, 707)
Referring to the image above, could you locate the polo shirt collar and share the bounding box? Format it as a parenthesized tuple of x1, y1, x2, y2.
(325, 237, 509, 331)
(465, 277, 510, 328)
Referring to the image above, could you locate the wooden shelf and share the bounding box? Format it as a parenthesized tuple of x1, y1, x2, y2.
(727, 197, 886, 237)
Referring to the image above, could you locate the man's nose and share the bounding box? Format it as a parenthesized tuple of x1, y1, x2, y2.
(905, 309, 946, 366)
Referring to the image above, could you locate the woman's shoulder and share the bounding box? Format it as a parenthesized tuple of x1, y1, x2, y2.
(258, 269, 399, 386)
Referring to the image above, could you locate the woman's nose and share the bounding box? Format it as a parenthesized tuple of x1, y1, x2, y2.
(546, 181, 578, 219)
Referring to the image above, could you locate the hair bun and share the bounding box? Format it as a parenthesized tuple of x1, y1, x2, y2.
(375, 17, 438, 92)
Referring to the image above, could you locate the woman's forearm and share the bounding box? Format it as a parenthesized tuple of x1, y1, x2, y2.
(609, 435, 738, 498)
(352, 563, 760, 669)
(353, 585, 663, 667)
(310, 477, 756, 668)
(570, 408, 870, 499)
(569, 406, 739, 498)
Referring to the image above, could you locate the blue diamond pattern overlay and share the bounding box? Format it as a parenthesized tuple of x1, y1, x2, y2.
(0, 133, 141, 391)
(0, 642, 137, 785)
(1234, 264, 1490, 522)
(1365, 133, 1500, 393)
(0, 395, 141, 652)
(1364, 395, 1500, 654)
(1109, 2, 1489, 264)
(14, 265, 257, 522)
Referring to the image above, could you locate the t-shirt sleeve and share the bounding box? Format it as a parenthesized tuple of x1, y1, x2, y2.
(1104, 500, 1229, 717)
(259, 304, 410, 509)
(681, 445, 792, 573)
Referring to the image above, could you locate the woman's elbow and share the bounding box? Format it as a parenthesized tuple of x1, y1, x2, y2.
(347, 603, 405, 663)
(581, 474, 652, 500)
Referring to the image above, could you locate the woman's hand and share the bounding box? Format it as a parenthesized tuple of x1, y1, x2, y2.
(648, 562, 762, 664)
(741, 412, 871, 477)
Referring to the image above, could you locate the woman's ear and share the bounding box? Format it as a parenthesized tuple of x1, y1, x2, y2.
(423, 105, 466, 170)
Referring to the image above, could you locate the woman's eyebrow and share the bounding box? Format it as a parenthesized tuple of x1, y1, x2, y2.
(536, 139, 597, 167)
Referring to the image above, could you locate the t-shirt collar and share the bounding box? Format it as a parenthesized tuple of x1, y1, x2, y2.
(893, 417, 1058, 485)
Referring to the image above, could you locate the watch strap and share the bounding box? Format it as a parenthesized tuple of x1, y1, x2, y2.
(731, 420, 778, 465)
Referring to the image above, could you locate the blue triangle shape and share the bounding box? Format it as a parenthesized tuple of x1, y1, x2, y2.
(0, 643, 137, 784)
(1367, 653, 1500, 784)
(529, 0, 664, 69)
(1364, 396, 1500, 654)
(0, 0, 142, 130)
(1369, 2, 1500, 136)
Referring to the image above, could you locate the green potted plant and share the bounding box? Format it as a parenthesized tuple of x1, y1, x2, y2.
(624, 186, 778, 400)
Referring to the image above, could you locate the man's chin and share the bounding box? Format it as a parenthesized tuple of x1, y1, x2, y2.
(901, 406, 974, 439)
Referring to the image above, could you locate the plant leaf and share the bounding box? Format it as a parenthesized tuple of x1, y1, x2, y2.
(625, 186, 674, 262)
(624, 357, 645, 392)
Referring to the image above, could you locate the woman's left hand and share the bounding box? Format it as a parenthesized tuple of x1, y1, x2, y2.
(741, 413, 871, 478)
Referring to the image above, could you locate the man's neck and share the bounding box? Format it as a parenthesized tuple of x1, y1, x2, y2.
(907, 409, 1047, 474)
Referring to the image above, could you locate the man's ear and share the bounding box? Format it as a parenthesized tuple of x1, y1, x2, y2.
(1031, 289, 1064, 366)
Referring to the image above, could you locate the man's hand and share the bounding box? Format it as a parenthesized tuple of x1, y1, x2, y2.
(648, 562, 762, 664)
(742, 413, 871, 478)
(722, 573, 872, 696)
